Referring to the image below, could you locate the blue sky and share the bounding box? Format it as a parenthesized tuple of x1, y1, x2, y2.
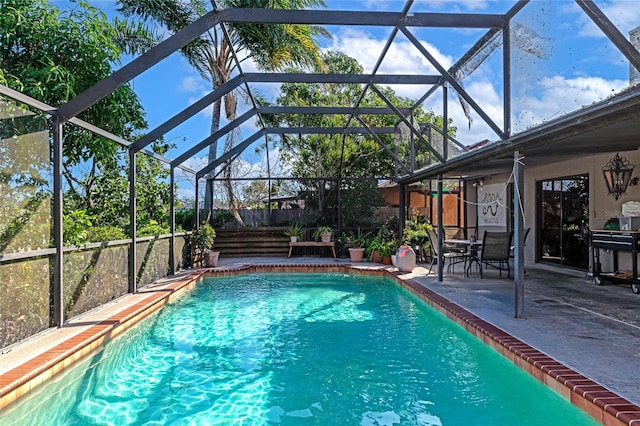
(56, 0, 640, 200)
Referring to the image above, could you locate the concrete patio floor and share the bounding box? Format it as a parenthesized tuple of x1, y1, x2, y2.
(1, 255, 639, 410)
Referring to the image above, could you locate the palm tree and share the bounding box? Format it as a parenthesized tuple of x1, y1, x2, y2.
(117, 0, 329, 225)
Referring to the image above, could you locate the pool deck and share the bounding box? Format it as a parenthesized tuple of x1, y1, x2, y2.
(1, 256, 640, 424)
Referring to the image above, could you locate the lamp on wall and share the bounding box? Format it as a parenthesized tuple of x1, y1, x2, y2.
(602, 153, 635, 200)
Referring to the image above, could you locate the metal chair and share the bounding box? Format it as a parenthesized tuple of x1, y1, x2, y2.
(480, 230, 514, 278)
(427, 229, 468, 274)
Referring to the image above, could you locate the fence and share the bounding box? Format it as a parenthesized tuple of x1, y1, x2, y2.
(224, 206, 400, 228)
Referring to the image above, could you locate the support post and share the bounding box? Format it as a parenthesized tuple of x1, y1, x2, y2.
(195, 177, 200, 226)
(129, 149, 137, 293)
(503, 19, 511, 137)
(399, 183, 406, 239)
(437, 175, 444, 281)
(514, 151, 525, 318)
(169, 167, 176, 275)
(443, 85, 448, 160)
(53, 118, 64, 326)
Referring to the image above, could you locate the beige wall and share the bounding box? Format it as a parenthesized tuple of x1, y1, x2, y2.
(467, 150, 640, 270)
(505, 149, 640, 271)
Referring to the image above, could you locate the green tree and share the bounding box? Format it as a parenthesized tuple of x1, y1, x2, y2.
(264, 51, 455, 225)
(63, 141, 173, 238)
(0, 0, 160, 190)
(117, 0, 330, 225)
(242, 180, 271, 208)
(1, 0, 169, 241)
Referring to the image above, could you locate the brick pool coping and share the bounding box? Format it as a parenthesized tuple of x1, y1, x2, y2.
(1, 263, 639, 425)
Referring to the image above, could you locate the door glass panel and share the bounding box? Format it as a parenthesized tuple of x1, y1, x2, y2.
(538, 175, 589, 269)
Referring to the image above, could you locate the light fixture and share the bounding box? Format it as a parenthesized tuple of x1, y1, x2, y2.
(602, 153, 635, 200)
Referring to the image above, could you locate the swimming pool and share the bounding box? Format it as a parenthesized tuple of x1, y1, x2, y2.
(1, 272, 598, 425)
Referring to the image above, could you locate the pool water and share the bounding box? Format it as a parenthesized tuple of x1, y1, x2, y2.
(2, 273, 597, 425)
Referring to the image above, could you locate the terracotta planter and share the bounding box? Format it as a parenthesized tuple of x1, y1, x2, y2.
(381, 256, 392, 265)
(371, 250, 380, 263)
(348, 247, 365, 262)
(205, 250, 220, 267)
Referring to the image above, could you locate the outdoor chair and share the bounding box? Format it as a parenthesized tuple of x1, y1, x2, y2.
(480, 230, 514, 278)
(427, 229, 468, 274)
(509, 227, 530, 273)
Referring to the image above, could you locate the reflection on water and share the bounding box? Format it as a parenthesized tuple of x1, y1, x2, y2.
(1, 273, 597, 425)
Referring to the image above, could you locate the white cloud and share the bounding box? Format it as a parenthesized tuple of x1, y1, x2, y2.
(327, 28, 453, 76)
(513, 75, 628, 132)
(181, 156, 208, 173)
(178, 75, 207, 93)
(576, 1, 640, 38)
(357, 0, 491, 12)
(326, 26, 500, 144)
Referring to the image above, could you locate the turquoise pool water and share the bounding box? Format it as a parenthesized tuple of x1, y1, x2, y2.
(2, 273, 597, 425)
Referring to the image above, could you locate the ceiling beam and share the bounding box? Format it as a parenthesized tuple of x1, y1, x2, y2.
(196, 130, 266, 178)
(576, 0, 640, 74)
(56, 10, 220, 122)
(133, 75, 244, 153)
(264, 127, 396, 134)
(244, 73, 440, 85)
(259, 106, 412, 115)
(172, 109, 257, 167)
(219, 8, 504, 28)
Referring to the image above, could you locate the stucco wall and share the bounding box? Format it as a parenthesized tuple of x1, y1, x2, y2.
(468, 150, 640, 271)
(523, 149, 640, 272)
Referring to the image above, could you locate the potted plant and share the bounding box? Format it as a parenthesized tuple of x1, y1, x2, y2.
(389, 239, 401, 266)
(336, 231, 350, 258)
(313, 226, 333, 242)
(366, 238, 385, 263)
(346, 228, 370, 262)
(402, 219, 432, 263)
(284, 222, 304, 242)
(377, 241, 395, 265)
(191, 222, 218, 267)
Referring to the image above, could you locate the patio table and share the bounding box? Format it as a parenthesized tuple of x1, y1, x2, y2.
(445, 239, 483, 276)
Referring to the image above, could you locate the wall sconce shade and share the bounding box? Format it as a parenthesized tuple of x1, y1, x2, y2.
(602, 153, 635, 200)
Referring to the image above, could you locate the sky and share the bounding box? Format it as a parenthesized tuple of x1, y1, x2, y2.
(56, 0, 640, 200)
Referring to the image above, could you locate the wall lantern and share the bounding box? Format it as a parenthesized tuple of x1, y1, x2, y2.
(602, 153, 636, 200)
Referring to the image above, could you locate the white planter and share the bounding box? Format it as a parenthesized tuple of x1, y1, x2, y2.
(321, 232, 332, 243)
(396, 245, 416, 272)
(290, 236, 298, 242)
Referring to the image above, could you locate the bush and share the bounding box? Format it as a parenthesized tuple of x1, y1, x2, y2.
(175, 207, 195, 231)
(137, 220, 169, 237)
(213, 210, 234, 228)
(191, 222, 216, 252)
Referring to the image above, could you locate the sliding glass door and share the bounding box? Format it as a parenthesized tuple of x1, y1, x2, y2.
(537, 175, 589, 269)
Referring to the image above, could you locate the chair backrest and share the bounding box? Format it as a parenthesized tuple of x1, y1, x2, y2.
(510, 227, 531, 253)
(444, 227, 464, 240)
(481, 230, 513, 261)
(427, 229, 440, 256)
